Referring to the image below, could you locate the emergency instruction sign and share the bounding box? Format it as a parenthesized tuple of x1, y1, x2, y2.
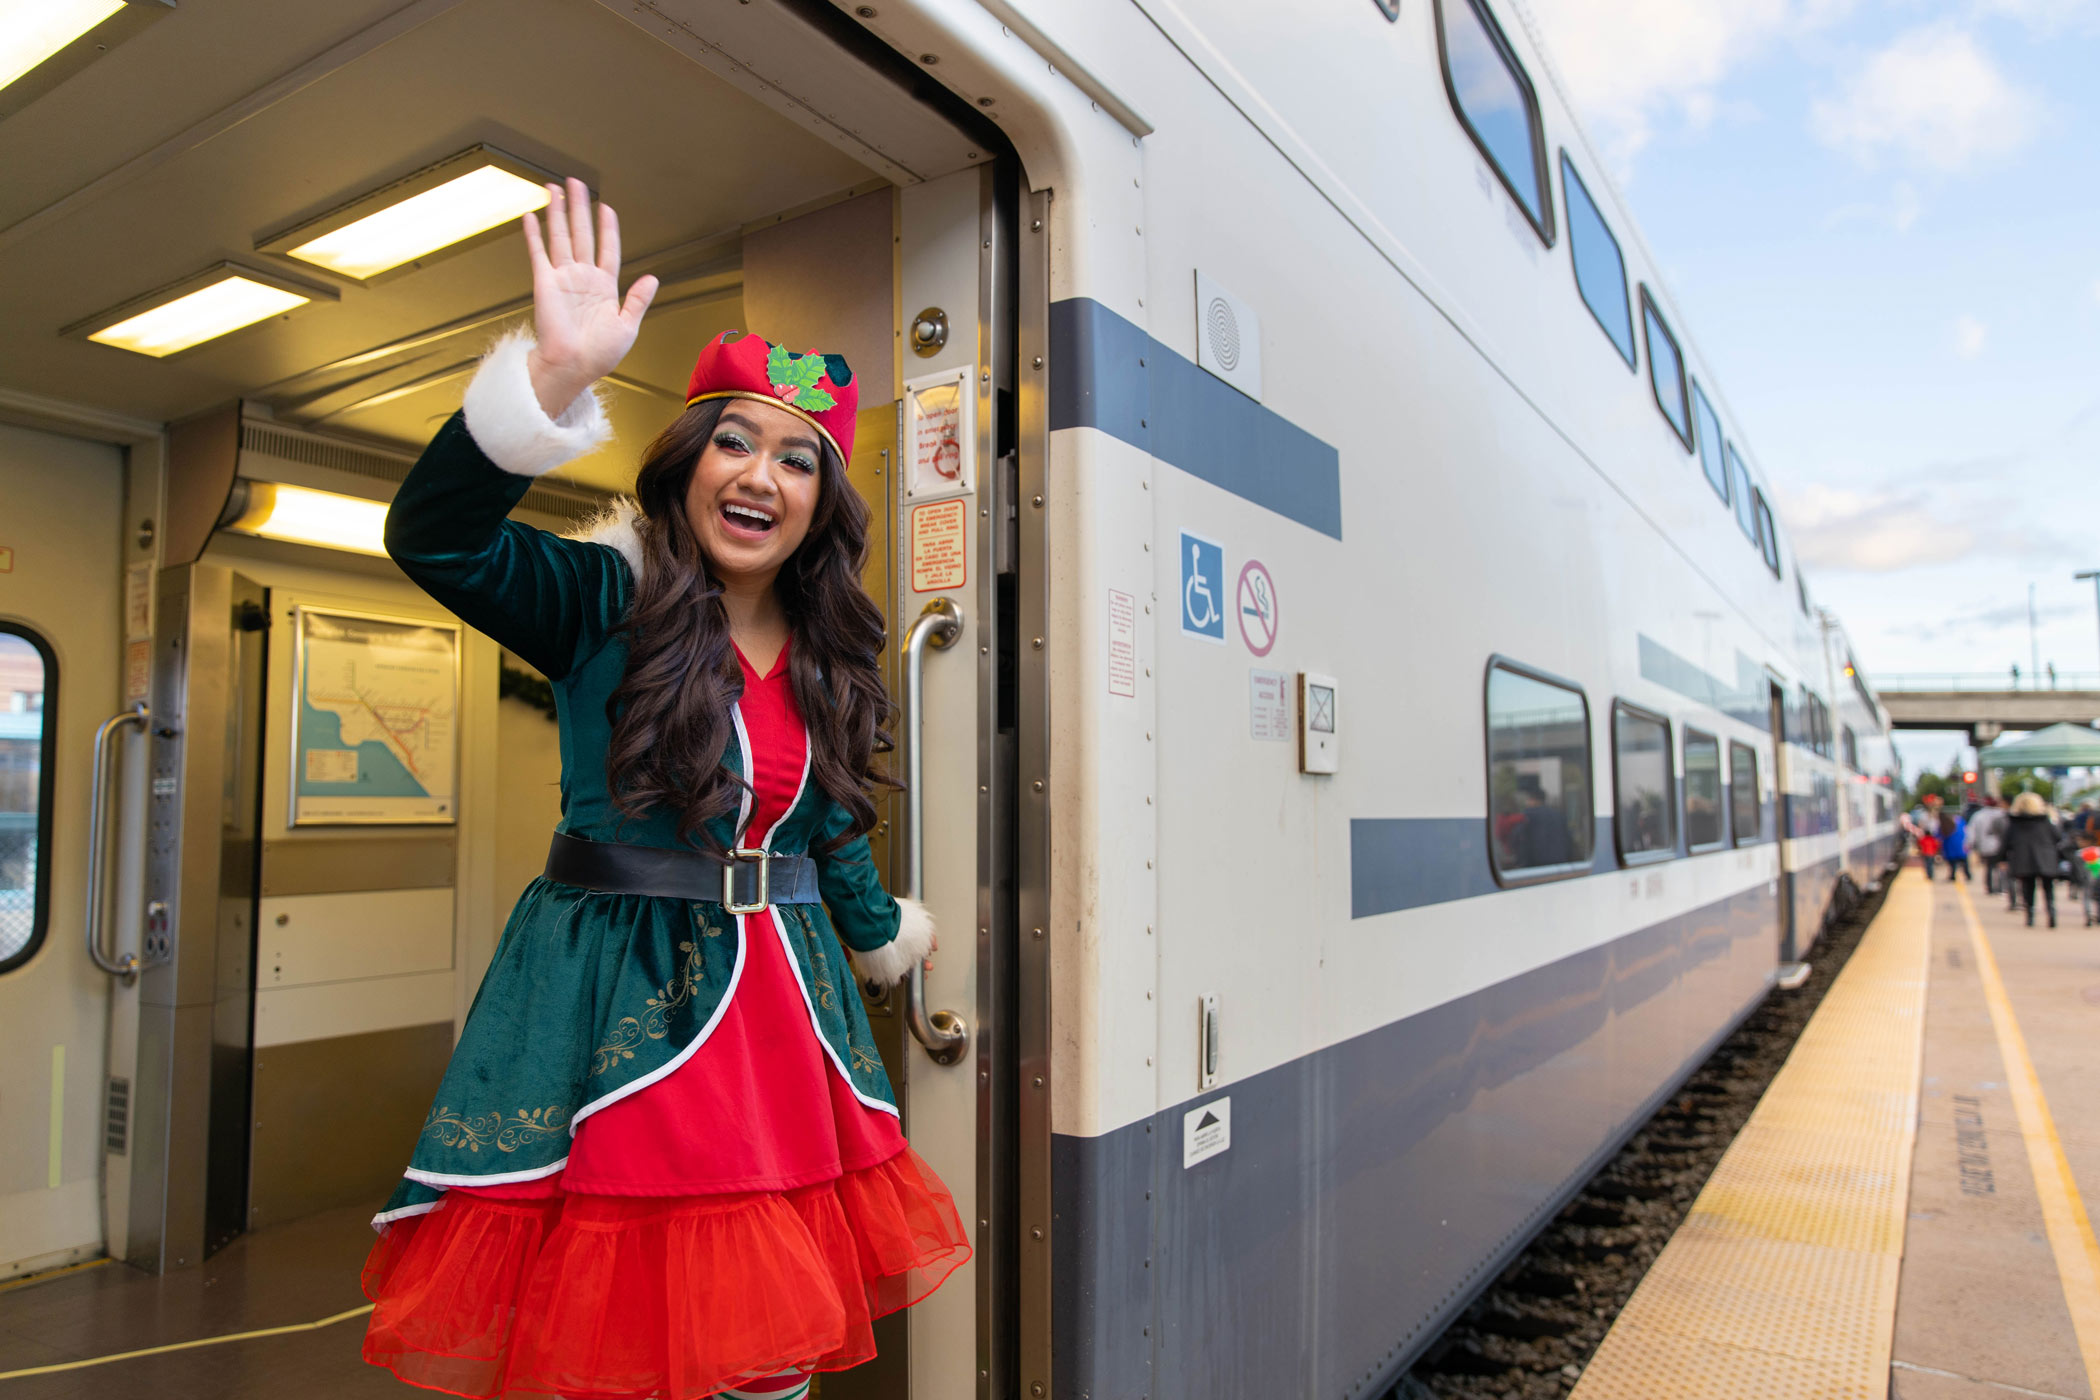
(911, 499, 968, 591)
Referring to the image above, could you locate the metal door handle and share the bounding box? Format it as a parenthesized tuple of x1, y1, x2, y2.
(902, 597, 968, 1066)
(86, 701, 148, 982)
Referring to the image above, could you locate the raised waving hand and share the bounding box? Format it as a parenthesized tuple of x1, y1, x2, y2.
(522, 178, 659, 418)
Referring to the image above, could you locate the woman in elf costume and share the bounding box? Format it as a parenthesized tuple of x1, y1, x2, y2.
(360, 179, 969, 1400)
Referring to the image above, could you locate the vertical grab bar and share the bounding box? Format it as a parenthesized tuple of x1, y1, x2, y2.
(902, 597, 969, 1065)
(86, 701, 148, 982)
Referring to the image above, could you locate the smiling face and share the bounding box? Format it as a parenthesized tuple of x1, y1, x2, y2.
(681, 398, 826, 589)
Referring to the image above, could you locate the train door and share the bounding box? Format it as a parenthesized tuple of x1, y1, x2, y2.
(1768, 679, 1795, 960)
(0, 422, 125, 1280)
(743, 164, 1020, 1400)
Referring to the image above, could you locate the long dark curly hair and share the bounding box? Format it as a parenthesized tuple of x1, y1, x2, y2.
(604, 398, 893, 853)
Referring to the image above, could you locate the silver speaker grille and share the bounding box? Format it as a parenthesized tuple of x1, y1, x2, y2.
(1205, 296, 1241, 372)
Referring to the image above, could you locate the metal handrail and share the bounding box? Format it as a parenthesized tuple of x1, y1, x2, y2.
(85, 701, 147, 983)
(901, 597, 968, 1066)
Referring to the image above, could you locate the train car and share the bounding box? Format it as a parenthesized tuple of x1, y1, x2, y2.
(0, 1, 1898, 1398)
(1823, 618, 1904, 906)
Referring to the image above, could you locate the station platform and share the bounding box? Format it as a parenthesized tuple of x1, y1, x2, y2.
(1574, 865, 2100, 1400)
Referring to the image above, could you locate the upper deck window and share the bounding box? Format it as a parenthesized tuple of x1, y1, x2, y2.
(1692, 382, 1729, 504)
(1437, 0, 1551, 241)
(0, 627, 55, 975)
(1561, 154, 1633, 365)
(1753, 489, 1781, 575)
(1727, 444, 1758, 543)
(1640, 289, 1692, 450)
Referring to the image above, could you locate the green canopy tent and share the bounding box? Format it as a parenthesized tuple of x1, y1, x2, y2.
(1977, 722, 2100, 771)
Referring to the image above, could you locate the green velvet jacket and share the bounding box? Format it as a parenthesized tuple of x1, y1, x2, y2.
(376, 411, 906, 1222)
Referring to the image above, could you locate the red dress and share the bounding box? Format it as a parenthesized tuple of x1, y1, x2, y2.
(363, 643, 969, 1399)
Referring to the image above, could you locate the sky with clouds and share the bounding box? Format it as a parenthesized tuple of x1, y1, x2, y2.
(1517, 0, 2100, 778)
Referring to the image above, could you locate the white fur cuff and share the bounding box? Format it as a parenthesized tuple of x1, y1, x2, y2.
(461, 331, 612, 477)
(566, 497, 646, 579)
(849, 896, 936, 985)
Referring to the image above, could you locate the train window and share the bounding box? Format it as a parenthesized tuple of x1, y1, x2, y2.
(1436, 0, 1551, 241)
(1729, 741, 1759, 846)
(0, 627, 55, 975)
(1797, 569, 1811, 616)
(1612, 702, 1676, 862)
(1842, 725, 1859, 772)
(1370, 0, 1400, 17)
(1752, 489, 1781, 575)
(1561, 154, 1634, 366)
(1486, 660, 1594, 881)
(1727, 445, 1757, 543)
(1692, 382, 1729, 503)
(1640, 289, 1692, 450)
(1684, 729, 1724, 850)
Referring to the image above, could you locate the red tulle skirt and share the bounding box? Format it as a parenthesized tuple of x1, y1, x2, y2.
(361, 1147, 969, 1400)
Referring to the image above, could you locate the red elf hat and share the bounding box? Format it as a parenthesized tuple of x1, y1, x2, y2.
(684, 330, 858, 463)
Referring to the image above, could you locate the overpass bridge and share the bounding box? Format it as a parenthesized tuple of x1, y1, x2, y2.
(1877, 673, 2100, 744)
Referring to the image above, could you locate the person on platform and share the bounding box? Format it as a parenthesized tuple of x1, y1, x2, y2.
(359, 181, 968, 1400)
(2006, 790, 2062, 928)
(1914, 795, 1942, 878)
(1940, 806, 1970, 882)
(1967, 796, 2009, 901)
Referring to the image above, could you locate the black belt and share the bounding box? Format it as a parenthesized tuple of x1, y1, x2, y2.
(545, 831, 819, 912)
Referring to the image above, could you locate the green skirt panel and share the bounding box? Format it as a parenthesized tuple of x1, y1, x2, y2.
(390, 877, 898, 1205)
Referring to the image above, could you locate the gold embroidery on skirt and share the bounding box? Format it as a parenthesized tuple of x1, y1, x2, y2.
(795, 909, 842, 1012)
(590, 914, 720, 1076)
(421, 1104, 569, 1153)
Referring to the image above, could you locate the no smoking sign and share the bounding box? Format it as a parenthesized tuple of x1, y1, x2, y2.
(1237, 559, 1277, 657)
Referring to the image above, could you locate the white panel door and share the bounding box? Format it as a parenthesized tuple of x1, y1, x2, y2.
(0, 422, 123, 1279)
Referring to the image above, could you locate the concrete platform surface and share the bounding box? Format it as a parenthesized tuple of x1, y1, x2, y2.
(1892, 871, 2100, 1400)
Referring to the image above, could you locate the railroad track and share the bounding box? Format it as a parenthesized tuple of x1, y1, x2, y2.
(1398, 872, 1894, 1400)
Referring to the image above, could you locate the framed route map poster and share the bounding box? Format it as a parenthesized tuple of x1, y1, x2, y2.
(289, 607, 460, 826)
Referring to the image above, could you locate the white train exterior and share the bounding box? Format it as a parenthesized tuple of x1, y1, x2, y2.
(0, 1, 1901, 1398)
(921, 0, 1903, 1395)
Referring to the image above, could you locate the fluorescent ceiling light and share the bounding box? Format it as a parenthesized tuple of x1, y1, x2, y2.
(86, 274, 311, 358)
(0, 0, 125, 93)
(222, 482, 389, 557)
(266, 148, 557, 281)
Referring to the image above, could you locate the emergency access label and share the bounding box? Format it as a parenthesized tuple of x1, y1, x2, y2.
(1183, 1097, 1231, 1168)
(1249, 669, 1289, 741)
(1108, 590, 1137, 697)
(911, 499, 968, 592)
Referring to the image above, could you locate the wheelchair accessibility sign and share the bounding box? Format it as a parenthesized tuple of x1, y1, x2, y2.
(1179, 531, 1226, 644)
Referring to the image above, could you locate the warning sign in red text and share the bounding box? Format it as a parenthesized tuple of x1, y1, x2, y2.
(911, 499, 968, 592)
(1107, 590, 1137, 697)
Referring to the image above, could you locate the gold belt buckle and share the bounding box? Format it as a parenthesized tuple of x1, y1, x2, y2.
(723, 848, 771, 915)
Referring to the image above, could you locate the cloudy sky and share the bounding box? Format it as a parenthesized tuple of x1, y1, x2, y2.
(1519, 0, 2100, 777)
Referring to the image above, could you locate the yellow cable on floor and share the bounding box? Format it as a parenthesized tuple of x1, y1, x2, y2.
(0, 1302, 374, 1379)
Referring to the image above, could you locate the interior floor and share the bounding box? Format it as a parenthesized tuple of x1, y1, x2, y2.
(0, 1205, 387, 1399)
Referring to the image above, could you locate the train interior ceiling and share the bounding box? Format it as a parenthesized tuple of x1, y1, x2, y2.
(4, 0, 983, 470)
(0, 0, 994, 1282)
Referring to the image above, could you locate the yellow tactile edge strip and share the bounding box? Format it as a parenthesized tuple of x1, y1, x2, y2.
(1570, 872, 1931, 1400)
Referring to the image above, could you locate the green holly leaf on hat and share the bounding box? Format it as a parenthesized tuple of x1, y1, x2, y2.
(767, 343, 837, 411)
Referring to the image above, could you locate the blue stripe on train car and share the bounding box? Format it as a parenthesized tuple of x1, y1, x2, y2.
(1051, 877, 1780, 1400)
(1047, 297, 1344, 540)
